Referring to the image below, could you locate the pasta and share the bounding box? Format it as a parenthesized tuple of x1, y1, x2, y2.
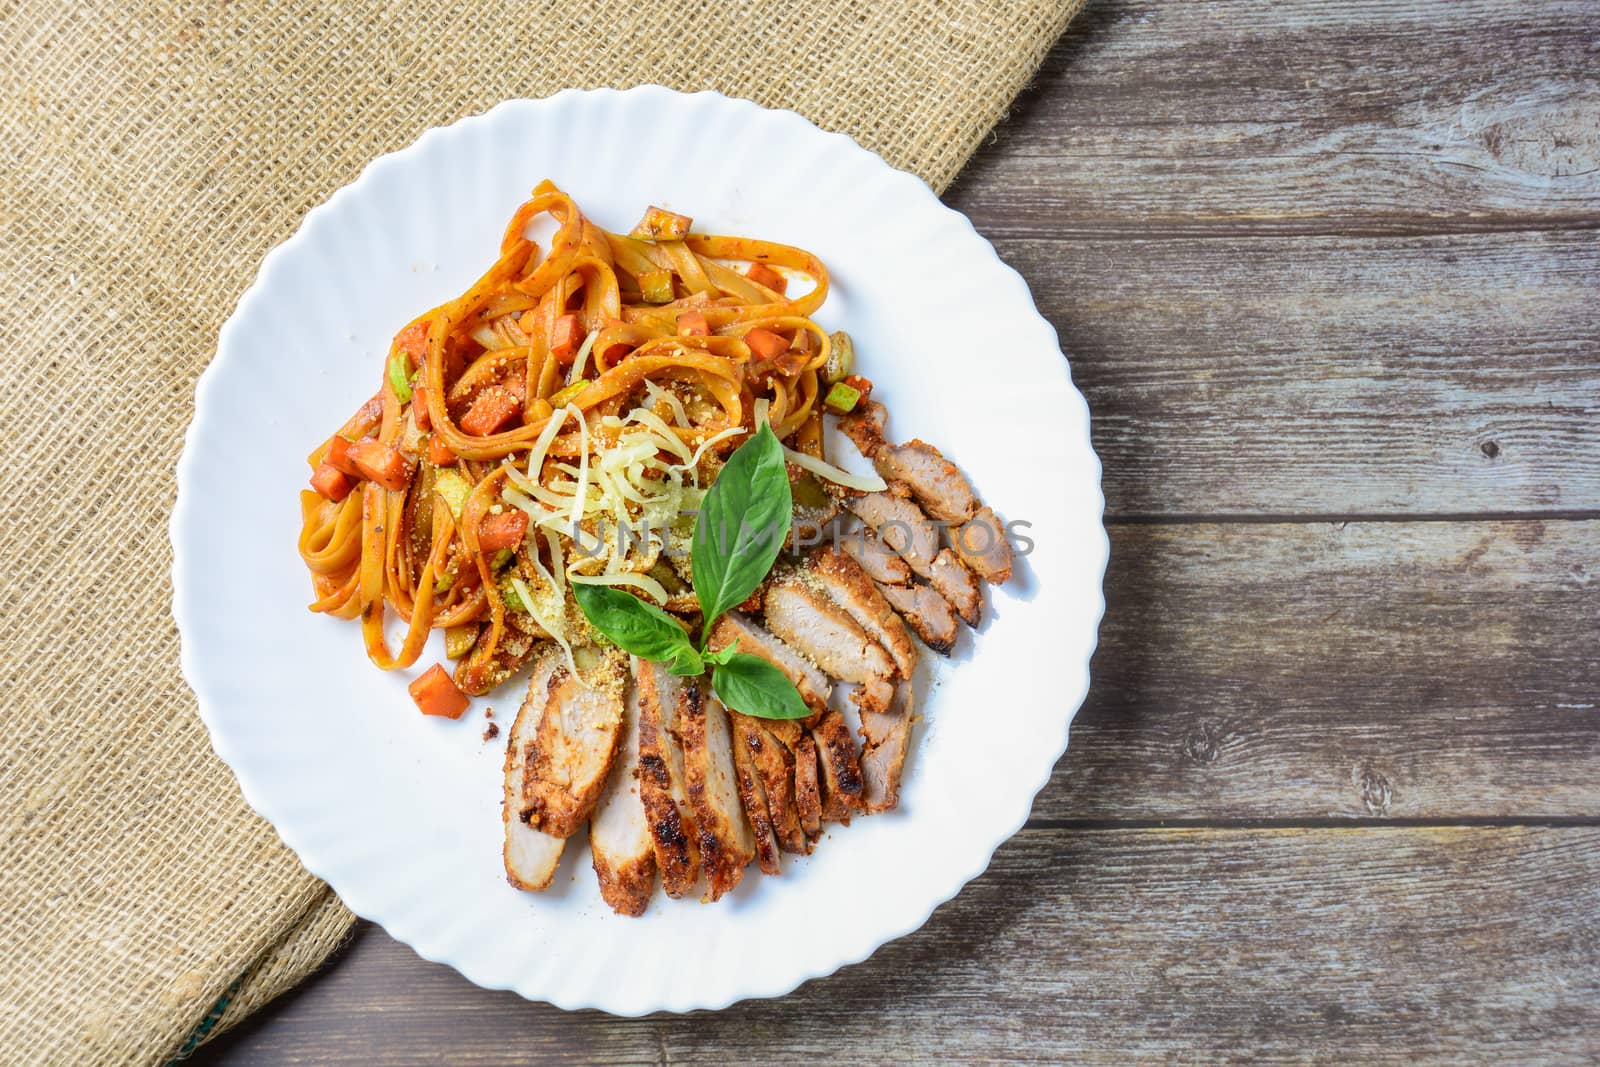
(298, 182, 843, 698)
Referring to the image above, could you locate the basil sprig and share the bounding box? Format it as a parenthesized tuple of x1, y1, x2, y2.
(573, 422, 810, 720)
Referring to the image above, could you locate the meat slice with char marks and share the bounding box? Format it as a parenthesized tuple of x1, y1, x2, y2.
(676, 685, 756, 901)
(841, 401, 979, 523)
(877, 580, 960, 656)
(763, 573, 896, 713)
(810, 710, 864, 820)
(809, 546, 918, 679)
(517, 648, 627, 839)
(503, 654, 566, 891)
(589, 671, 656, 916)
(734, 714, 808, 855)
(728, 716, 781, 875)
(859, 679, 916, 813)
(847, 486, 982, 627)
(634, 660, 701, 898)
(792, 732, 823, 839)
(952, 504, 1014, 585)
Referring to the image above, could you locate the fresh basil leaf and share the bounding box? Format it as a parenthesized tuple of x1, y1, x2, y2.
(692, 422, 792, 638)
(572, 584, 703, 676)
(701, 643, 738, 667)
(710, 653, 811, 720)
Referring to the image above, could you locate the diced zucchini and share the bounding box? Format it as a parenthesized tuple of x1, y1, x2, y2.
(823, 331, 855, 384)
(445, 624, 477, 659)
(639, 269, 675, 304)
(387, 350, 413, 403)
(433, 469, 472, 520)
(823, 381, 862, 414)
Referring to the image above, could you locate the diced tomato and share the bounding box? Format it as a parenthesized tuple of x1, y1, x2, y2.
(394, 320, 431, 368)
(746, 262, 787, 295)
(478, 510, 529, 552)
(428, 434, 457, 466)
(409, 663, 470, 718)
(841, 374, 874, 401)
(325, 435, 362, 477)
(310, 462, 354, 501)
(411, 380, 432, 431)
(460, 387, 521, 436)
(346, 438, 414, 491)
(550, 314, 584, 363)
(743, 327, 789, 361)
(677, 311, 710, 337)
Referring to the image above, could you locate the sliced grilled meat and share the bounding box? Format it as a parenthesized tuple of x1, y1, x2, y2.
(792, 732, 823, 839)
(734, 713, 808, 855)
(708, 613, 832, 712)
(589, 672, 656, 916)
(877, 581, 960, 656)
(763, 574, 896, 712)
(953, 504, 1014, 584)
(811, 710, 864, 820)
(503, 655, 565, 891)
(841, 529, 911, 585)
(859, 679, 915, 813)
(847, 485, 982, 627)
(518, 648, 627, 839)
(677, 685, 756, 901)
(729, 716, 781, 875)
(809, 546, 918, 679)
(634, 659, 702, 898)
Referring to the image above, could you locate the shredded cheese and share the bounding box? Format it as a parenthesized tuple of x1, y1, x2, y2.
(569, 570, 672, 605)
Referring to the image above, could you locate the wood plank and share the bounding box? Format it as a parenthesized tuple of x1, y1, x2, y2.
(949, 0, 1600, 236)
(190, 826, 1600, 1065)
(993, 229, 1600, 515)
(1036, 519, 1600, 822)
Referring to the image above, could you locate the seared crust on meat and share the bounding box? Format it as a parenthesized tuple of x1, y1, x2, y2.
(503, 655, 566, 891)
(953, 505, 1014, 584)
(792, 732, 823, 839)
(847, 486, 941, 574)
(811, 710, 864, 820)
(927, 548, 981, 627)
(634, 660, 701, 898)
(677, 686, 756, 901)
(848, 484, 982, 627)
(842, 400, 979, 523)
(763, 575, 896, 711)
(809, 546, 918, 679)
(518, 649, 626, 838)
(838, 399, 888, 458)
(736, 714, 808, 855)
(877, 581, 959, 656)
(589, 674, 656, 916)
(859, 680, 915, 813)
(729, 715, 781, 875)
(708, 613, 832, 711)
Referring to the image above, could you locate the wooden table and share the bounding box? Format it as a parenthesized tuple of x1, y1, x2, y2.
(194, 3, 1600, 1062)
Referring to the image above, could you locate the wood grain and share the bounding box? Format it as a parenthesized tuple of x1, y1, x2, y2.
(191, 826, 1600, 1066)
(188, 3, 1600, 1061)
(996, 225, 1600, 517)
(1039, 520, 1600, 822)
(950, 0, 1600, 237)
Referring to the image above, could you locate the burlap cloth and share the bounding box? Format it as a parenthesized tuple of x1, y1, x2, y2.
(0, 0, 1084, 1061)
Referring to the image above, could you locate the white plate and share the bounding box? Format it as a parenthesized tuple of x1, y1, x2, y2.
(172, 87, 1106, 1015)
